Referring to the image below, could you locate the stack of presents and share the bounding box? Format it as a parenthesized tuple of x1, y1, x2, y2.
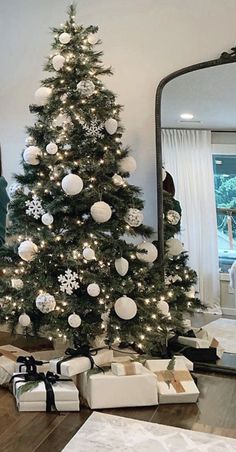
(0, 325, 223, 412)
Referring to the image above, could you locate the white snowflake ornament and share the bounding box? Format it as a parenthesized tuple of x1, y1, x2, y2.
(82, 118, 104, 143)
(58, 269, 79, 295)
(25, 195, 45, 220)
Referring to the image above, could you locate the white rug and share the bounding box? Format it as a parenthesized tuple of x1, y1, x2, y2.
(62, 412, 236, 451)
(204, 318, 236, 354)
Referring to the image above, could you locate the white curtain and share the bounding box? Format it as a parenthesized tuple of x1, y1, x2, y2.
(162, 129, 220, 312)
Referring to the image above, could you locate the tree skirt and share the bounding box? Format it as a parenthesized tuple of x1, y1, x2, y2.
(204, 318, 236, 354)
(62, 412, 236, 451)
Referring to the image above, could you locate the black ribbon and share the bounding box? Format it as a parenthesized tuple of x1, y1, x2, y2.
(16, 356, 49, 374)
(56, 345, 105, 375)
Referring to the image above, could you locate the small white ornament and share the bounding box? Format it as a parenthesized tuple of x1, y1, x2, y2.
(11, 279, 24, 290)
(18, 240, 38, 262)
(53, 113, 71, 128)
(8, 183, 23, 198)
(166, 238, 184, 257)
(167, 210, 180, 225)
(83, 247, 95, 261)
(136, 241, 158, 263)
(162, 168, 167, 181)
(119, 156, 137, 174)
(125, 208, 144, 227)
(58, 269, 79, 295)
(62, 174, 83, 196)
(25, 195, 45, 220)
(105, 118, 118, 135)
(115, 257, 129, 276)
(36, 293, 56, 313)
(19, 313, 31, 327)
(87, 283, 100, 297)
(90, 201, 112, 223)
(68, 313, 81, 328)
(52, 54, 65, 71)
(157, 300, 169, 316)
(114, 296, 137, 320)
(25, 136, 35, 147)
(42, 213, 54, 226)
(112, 174, 124, 186)
(34, 87, 52, 106)
(87, 33, 98, 45)
(59, 32, 71, 44)
(77, 80, 95, 97)
(23, 146, 42, 165)
(46, 142, 58, 155)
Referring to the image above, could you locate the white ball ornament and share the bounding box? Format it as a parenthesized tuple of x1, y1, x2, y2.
(157, 300, 169, 316)
(125, 208, 144, 227)
(42, 213, 54, 226)
(167, 210, 180, 225)
(36, 293, 56, 313)
(53, 113, 71, 128)
(11, 279, 24, 290)
(87, 33, 98, 45)
(62, 174, 83, 196)
(59, 32, 71, 44)
(52, 54, 65, 71)
(105, 118, 118, 135)
(19, 314, 31, 327)
(68, 313, 81, 328)
(34, 87, 52, 106)
(77, 80, 95, 97)
(23, 146, 42, 165)
(87, 283, 100, 297)
(83, 247, 95, 261)
(46, 142, 58, 155)
(136, 242, 158, 263)
(115, 257, 129, 276)
(114, 296, 137, 320)
(25, 136, 35, 147)
(112, 174, 124, 186)
(166, 238, 184, 257)
(90, 201, 112, 223)
(8, 183, 23, 198)
(18, 240, 38, 262)
(119, 156, 137, 174)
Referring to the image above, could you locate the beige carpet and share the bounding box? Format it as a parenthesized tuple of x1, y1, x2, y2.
(204, 318, 236, 354)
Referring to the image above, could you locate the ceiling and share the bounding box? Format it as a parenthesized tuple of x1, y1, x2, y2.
(161, 62, 236, 130)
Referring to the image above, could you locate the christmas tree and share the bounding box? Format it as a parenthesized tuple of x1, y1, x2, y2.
(0, 5, 201, 355)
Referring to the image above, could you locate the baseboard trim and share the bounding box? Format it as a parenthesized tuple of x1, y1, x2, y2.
(221, 307, 236, 316)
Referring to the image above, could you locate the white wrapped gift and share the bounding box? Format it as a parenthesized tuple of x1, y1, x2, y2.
(192, 328, 224, 359)
(49, 348, 113, 377)
(0, 345, 31, 385)
(111, 361, 143, 376)
(145, 359, 199, 404)
(177, 336, 210, 349)
(78, 367, 158, 409)
(174, 355, 194, 372)
(16, 401, 80, 412)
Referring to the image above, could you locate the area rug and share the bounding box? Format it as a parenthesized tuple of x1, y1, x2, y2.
(204, 318, 236, 354)
(62, 412, 236, 451)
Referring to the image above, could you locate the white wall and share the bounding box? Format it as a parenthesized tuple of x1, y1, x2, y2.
(1, 0, 236, 233)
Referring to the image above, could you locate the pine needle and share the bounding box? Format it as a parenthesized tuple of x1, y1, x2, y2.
(16, 381, 39, 398)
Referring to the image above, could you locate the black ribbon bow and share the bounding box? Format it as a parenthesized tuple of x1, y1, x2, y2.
(16, 356, 49, 374)
(56, 345, 106, 375)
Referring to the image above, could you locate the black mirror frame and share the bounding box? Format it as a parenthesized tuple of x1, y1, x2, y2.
(155, 46, 236, 266)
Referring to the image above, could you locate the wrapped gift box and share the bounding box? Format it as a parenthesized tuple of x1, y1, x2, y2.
(174, 355, 194, 372)
(111, 361, 143, 376)
(12, 373, 80, 412)
(49, 348, 113, 377)
(78, 366, 158, 409)
(145, 359, 199, 404)
(177, 328, 224, 359)
(177, 336, 210, 349)
(0, 345, 31, 385)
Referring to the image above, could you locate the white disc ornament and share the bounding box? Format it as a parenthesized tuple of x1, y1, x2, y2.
(119, 156, 137, 174)
(136, 242, 158, 263)
(105, 118, 118, 135)
(77, 80, 95, 97)
(87, 283, 100, 297)
(157, 300, 169, 316)
(62, 174, 83, 196)
(90, 201, 112, 223)
(112, 174, 124, 186)
(19, 313, 31, 327)
(52, 54, 65, 71)
(46, 142, 58, 155)
(162, 168, 167, 181)
(23, 146, 42, 165)
(68, 313, 81, 328)
(36, 293, 56, 313)
(115, 257, 129, 276)
(18, 240, 38, 262)
(167, 210, 180, 225)
(59, 32, 71, 44)
(114, 296, 137, 320)
(83, 247, 95, 261)
(11, 279, 24, 290)
(125, 208, 144, 227)
(42, 213, 54, 226)
(34, 87, 52, 106)
(166, 238, 184, 257)
(8, 183, 23, 198)
(87, 33, 98, 44)
(25, 136, 35, 146)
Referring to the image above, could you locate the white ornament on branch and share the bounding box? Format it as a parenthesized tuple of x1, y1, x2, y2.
(82, 118, 104, 142)
(18, 313, 31, 327)
(18, 240, 38, 262)
(136, 241, 158, 263)
(115, 257, 129, 276)
(46, 142, 58, 155)
(83, 247, 95, 261)
(125, 208, 144, 227)
(23, 146, 42, 165)
(25, 136, 35, 147)
(104, 118, 118, 135)
(166, 238, 184, 257)
(87, 283, 100, 297)
(8, 183, 23, 198)
(167, 210, 180, 225)
(52, 54, 65, 71)
(35, 293, 56, 313)
(77, 80, 95, 97)
(114, 295, 137, 320)
(112, 174, 124, 186)
(59, 32, 71, 44)
(157, 300, 170, 316)
(90, 201, 112, 223)
(62, 174, 83, 196)
(34, 87, 52, 106)
(87, 33, 99, 45)
(68, 313, 81, 328)
(53, 113, 71, 128)
(119, 156, 137, 174)
(42, 213, 54, 226)
(11, 279, 24, 290)
(58, 269, 79, 295)
(25, 195, 45, 220)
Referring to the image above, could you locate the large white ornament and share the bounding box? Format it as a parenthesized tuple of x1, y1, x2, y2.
(114, 296, 137, 320)
(115, 257, 129, 276)
(157, 300, 169, 316)
(59, 32, 71, 44)
(34, 87, 52, 106)
(77, 80, 95, 97)
(25, 136, 35, 147)
(105, 118, 118, 135)
(87, 283, 100, 297)
(19, 313, 31, 327)
(23, 146, 42, 165)
(112, 174, 124, 186)
(18, 240, 38, 262)
(46, 142, 58, 155)
(42, 213, 54, 225)
(62, 174, 83, 196)
(83, 247, 95, 261)
(11, 278, 24, 290)
(119, 156, 137, 174)
(8, 183, 23, 198)
(166, 238, 184, 257)
(90, 201, 112, 223)
(68, 313, 81, 328)
(125, 208, 144, 227)
(136, 241, 158, 263)
(87, 33, 98, 45)
(52, 54, 65, 71)
(35, 293, 56, 313)
(167, 210, 180, 225)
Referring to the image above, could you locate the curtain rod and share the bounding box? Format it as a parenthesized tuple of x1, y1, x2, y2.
(162, 127, 236, 132)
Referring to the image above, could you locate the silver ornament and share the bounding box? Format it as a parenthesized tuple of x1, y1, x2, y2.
(35, 293, 56, 313)
(77, 80, 95, 97)
(167, 210, 181, 225)
(125, 208, 144, 227)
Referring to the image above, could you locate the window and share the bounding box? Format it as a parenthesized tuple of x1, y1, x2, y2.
(213, 154, 236, 272)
